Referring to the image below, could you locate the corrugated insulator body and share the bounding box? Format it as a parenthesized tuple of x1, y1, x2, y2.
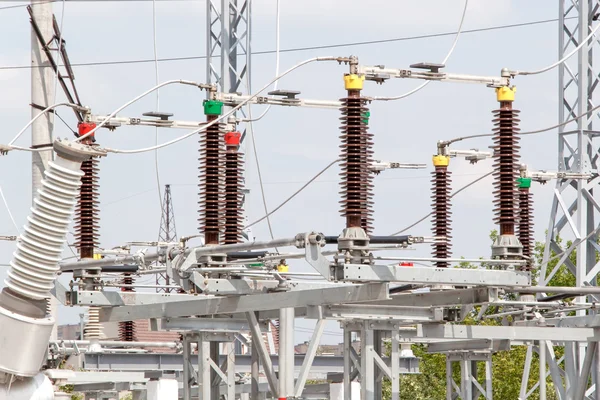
(339, 90, 374, 233)
(84, 306, 102, 340)
(4, 157, 83, 301)
(518, 188, 534, 267)
(118, 273, 136, 341)
(199, 115, 224, 245)
(492, 102, 520, 235)
(224, 132, 244, 245)
(74, 155, 100, 259)
(431, 166, 452, 267)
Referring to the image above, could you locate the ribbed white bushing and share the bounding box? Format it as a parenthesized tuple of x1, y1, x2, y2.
(5, 156, 83, 301)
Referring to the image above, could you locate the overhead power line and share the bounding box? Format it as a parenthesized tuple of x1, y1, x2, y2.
(0, 16, 571, 71)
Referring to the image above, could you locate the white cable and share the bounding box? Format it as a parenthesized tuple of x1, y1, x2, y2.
(242, 0, 281, 123)
(74, 79, 202, 143)
(0, 186, 20, 235)
(152, 0, 163, 210)
(8, 102, 83, 146)
(10, 57, 335, 154)
(106, 56, 337, 154)
(243, 0, 281, 241)
(517, 21, 600, 75)
(373, 0, 469, 101)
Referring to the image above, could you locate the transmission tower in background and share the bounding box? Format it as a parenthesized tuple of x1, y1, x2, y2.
(156, 184, 177, 293)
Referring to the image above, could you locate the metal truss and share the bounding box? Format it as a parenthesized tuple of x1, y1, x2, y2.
(206, 0, 250, 94)
(341, 321, 420, 400)
(531, 1, 600, 398)
(445, 352, 493, 400)
(156, 184, 178, 292)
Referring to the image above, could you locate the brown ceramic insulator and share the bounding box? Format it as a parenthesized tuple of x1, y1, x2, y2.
(492, 102, 521, 235)
(224, 145, 244, 245)
(74, 140, 100, 259)
(199, 115, 224, 245)
(118, 274, 136, 342)
(431, 166, 452, 268)
(339, 89, 374, 234)
(518, 188, 534, 269)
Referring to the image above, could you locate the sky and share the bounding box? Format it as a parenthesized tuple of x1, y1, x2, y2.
(0, 0, 584, 345)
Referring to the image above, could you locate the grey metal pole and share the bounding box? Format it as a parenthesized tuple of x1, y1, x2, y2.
(279, 307, 294, 399)
(183, 335, 191, 400)
(31, 0, 57, 340)
(251, 327, 260, 400)
(343, 327, 352, 400)
(539, 341, 547, 400)
(446, 358, 453, 400)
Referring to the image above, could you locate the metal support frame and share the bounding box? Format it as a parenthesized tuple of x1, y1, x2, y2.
(445, 352, 493, 400)
(156, 184, 178, 292)
(526, 1, 600, 397)
(98, 284, 389, 322)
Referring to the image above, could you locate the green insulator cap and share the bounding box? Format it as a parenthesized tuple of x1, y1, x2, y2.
(517, 177, 532, 188)
(362, 111, 370, 125)
(203, 100, 223, 116)
(248, 263, 263, 267)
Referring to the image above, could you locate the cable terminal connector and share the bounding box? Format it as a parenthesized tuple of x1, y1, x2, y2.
(370, 160, 426, 174)
(447, 149, 492, 164)
(524, 169, 591, 184)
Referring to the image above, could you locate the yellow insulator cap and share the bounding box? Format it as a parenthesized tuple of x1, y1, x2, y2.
(93, 253, 102, 260)
(277, 264, 289, 273)
(344, 74, 365, 90)
(432, 155, 450, 167)
(496, 86, 516, 102)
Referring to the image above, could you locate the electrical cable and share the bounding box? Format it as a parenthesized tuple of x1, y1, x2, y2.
(446, 102, 600, 145)
(8, 102, 84, 147)
(105, 57, 338, 154)
(151, 0, 163, 211)
(246, 105, 276, 241)
(74, 79, 202, 143)
(390, 171, 492, 236)
(244, 158, 341, 230)
(372, 0, 469, 102)
(0, 16, 572, 71)
(243, 0, 281, 242)
(242, 0, 281, 123)
(55, 111, 78, 135)
(516, 21, 600, 76)
(0, 186, 20, 235)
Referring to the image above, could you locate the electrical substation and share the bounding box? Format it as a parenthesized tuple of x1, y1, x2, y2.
(0, 1, 599, 399)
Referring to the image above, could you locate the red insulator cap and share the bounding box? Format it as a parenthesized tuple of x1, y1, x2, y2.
(225, 131, 241, 145)
(78, 122, 97, 138)
(399, 262, 414, 267)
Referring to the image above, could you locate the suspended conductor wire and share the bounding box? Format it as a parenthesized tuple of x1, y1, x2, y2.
(242, 0, 281, 123)
(515, 21, 600, 76)
(12, 57, 348, 153)
(244, 0, 281, 241)
(105, 57, 338, 154)
(446, 102, 600, 145)
(246, 103, 276, 241)
(244, 159, 341, 230)
(152, 0, 163, 210)
(390, 171, 492, 236)
(8, 102, 85, 148)
(372, 0, 469, 102)
(0, 186, 20, 235)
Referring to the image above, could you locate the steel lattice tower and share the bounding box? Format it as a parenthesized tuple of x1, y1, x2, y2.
(520, 2, 600, 398)
(156, 184, 177, 293)
(206, 0, 252, 239)
(206, 0, 251, 96)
